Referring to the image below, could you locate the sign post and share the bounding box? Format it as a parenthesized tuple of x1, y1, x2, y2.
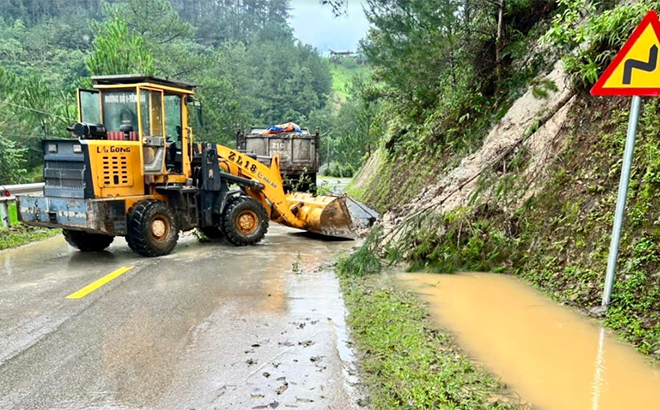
(602, 96, 641, 306)
(591, 10, 660, 308)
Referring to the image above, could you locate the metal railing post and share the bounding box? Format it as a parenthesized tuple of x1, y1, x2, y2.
(0, 182, 45, 229)
(0, 201, 9, 228)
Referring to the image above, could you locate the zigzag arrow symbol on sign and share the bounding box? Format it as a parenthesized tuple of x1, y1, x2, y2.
(623, 45, 659, 84)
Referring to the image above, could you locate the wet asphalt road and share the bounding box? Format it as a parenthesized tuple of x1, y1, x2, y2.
(316, 179, 351, 195)
(0, 225, 361, 410)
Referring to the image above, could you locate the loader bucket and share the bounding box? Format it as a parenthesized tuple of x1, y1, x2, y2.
(285, 192, 379, 239)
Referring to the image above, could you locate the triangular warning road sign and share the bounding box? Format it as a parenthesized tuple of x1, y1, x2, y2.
(591, 11, 660, 96)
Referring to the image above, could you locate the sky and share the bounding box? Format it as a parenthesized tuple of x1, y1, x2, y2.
(288, 0, 370, 55)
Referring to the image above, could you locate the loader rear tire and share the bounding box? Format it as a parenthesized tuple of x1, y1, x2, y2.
(222, 196, 268, 246)
(126, 200, 179, 257)
(63, 230, 114, 252)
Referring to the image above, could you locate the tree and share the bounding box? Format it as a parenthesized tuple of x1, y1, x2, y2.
(0, 14, 93, 90)
(0, 64, 76, 172)
(321, 70, 383, 168)
(112, 0, 194, 44)
(360, 0, 554, 122)
(86, 15, 155, 76)
(0, 0, 107, 26)
(107, 0, 204, 77)
(244, 29, 332, 124)
(170, 0, 292, 46)
(0, 0, 334, 161)
(0, 133, 27, 184)
(361, 0, 465, 116)
(194, 42, 259, 145)
(321, 0, 348, 16)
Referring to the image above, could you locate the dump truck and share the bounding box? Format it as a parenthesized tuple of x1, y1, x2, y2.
(17, 75, 377, 257)
(236, 126, 319, 192)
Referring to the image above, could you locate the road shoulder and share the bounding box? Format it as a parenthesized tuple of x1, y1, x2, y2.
(0, 224, 60, 252)
(339, 272, 529, 410)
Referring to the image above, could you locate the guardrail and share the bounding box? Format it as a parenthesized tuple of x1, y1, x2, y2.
(0, 183, 44, 228)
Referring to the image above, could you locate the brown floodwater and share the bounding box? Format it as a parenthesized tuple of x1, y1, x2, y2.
(397, 272, 660, 410)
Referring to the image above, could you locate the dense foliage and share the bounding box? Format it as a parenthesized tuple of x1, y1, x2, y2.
(86, 14, 155, 76)
(349, 0, 557, 158)
(0, 133, 27, 183)
(344, 0, 660, 359)
(0, 0, 335, 183)
(543, 0, 660, 87)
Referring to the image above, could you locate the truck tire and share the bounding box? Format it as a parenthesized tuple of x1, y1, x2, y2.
(63, 229, 114, 252)
(126, 200, 179, 257)
(222, 196, 268, 246)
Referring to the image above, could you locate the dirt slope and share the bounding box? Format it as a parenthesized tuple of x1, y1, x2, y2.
(375, 59, 577, 242)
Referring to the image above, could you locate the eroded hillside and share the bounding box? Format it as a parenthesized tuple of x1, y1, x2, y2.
(348, 0, 660, 358)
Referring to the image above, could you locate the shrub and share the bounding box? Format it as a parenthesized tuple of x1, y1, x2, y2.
(323, 162, 356, 178)
(336, 228, 383, 277)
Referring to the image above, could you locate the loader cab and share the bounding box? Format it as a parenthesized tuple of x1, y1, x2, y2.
(76, 75, 201, 182)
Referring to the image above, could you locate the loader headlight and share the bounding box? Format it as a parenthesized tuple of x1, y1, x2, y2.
(47, 143, 58, 153)
(73, 145, 82, 154)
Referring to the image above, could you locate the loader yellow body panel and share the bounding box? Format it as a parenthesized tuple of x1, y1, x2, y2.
(214, 144, 356, 237)
(19, 75, 375, 255)
(85, 140, 144, 198)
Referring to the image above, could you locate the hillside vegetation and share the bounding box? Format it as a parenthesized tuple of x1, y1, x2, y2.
(0, 0, 332, 183)
(342, 0, 660, 360)
(0, 0, 373, 185)
(329, 56, 370, 106)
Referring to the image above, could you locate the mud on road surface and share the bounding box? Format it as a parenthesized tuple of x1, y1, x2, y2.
(0, 225, 363, 410)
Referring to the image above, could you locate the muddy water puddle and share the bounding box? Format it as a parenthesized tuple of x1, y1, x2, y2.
(397, 272, 660, 410)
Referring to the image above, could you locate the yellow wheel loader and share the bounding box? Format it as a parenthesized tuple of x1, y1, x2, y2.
(17, 75, 377, 257)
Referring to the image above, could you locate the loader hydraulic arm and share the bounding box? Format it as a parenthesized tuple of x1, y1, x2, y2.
(212, 144, 371, 238)
(214, 144, 306, 229)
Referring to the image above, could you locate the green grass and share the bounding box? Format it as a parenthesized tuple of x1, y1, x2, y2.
(343, 185, 365, 200)
(8, 202, 18, 224)
(340, 273, 528, 410)
(0, 223, 60, 251)
(330, 64, 352, 104)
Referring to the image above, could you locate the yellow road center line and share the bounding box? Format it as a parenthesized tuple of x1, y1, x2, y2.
(66, 266, 135, 299)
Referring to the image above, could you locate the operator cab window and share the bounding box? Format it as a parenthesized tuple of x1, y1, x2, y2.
(165, 94, 182, 144)
(78, 89, 100, 124)
(140, 90, 164, 138)
(165, 94, 183, 172)
(102, 91, 139, 140)
(139, 89, 168, 174)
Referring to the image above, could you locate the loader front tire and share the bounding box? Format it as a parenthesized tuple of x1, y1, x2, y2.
(63, 229, 114, 252)
(126, 200, 179, 257)
(222, 196, 268, 246)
